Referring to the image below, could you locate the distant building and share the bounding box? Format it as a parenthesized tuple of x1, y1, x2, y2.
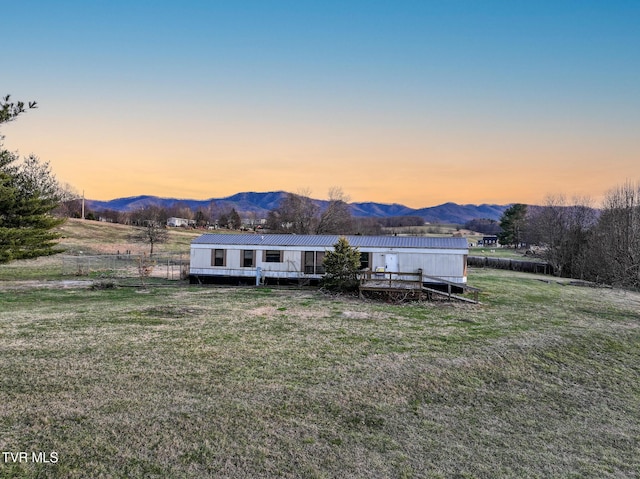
(479, 235, 499, 246)
(167, 217, 195, 228)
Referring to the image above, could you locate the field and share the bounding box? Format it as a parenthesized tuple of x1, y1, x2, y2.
(57, 218, 202, 256)
(381, 225, 529, 260)
(0, 221, 639, 478)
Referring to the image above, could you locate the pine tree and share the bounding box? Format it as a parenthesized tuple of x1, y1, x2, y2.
(498, 203, 528, 248)
(322, 236, 361, 292)
(0, 95, 63, 263)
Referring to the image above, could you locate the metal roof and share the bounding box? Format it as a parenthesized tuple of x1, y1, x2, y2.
(192, 234, 468, 249)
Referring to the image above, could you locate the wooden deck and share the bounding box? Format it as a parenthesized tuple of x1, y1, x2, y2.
(359, 270, 480, 303)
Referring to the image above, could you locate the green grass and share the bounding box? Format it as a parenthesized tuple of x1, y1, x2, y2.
(0, 255, 66, 281)
(0, 266, 639, 478)
(0, 218, 197, 282)
(468, 246, 534, 260)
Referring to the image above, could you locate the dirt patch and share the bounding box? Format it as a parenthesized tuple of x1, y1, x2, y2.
(0, 280, 94, 291)
(342, 311, 371, 320)
(140, 306, 202, 318)
(248, 306, 278, 317)
(247, 304, 330, 321)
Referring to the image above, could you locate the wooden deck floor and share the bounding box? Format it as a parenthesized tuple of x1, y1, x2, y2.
(359, 279, 422, 291)
(359, 270, 480, 303)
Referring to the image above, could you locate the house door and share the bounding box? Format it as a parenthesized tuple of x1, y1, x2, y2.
(385, 254, 398, 274)
(303, 251, 315, 274)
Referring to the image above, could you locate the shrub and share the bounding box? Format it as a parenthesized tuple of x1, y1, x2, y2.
(321, 237, 361, 292)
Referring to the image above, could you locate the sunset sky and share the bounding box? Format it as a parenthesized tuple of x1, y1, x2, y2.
(3, 1, 639, 208)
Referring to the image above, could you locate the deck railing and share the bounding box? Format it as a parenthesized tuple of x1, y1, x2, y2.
(359, 270, 423, 289)
(359, 269, 481, 302)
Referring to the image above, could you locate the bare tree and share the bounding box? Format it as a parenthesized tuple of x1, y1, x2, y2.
(316, 187, 354, 234)
(245, 211, 259, 230)
(137, 252, 156, 289)
(205, 200, 217, 226)
(465, 218, 501, 235)
(590, 181, 640, 287)
(167, 201, 194, 220)
(218, 207, 241, 229)
(526, 194, 596, 279)
(194, 209, 208, 227)
(268, 190, 319, 234)
(191, 201, 219, 228)
(353, 217, 383, 235)
(130, 205, 168, 227)
(130, 206, 169, 255)
(52, 183, 82, 218)
(229, 208, 241, 229)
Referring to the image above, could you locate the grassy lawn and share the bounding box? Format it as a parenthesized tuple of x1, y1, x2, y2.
(0, 219, 199, 282)
(0, 266, 639, 478)
(468, 247, 533, 260)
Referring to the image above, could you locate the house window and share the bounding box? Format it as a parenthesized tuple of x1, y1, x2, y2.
(316, 252, 325, 274)
(264, 250, 282, 263)
(304, 251, 325, 274)
(359, 252, 371, 270)
(304, 251, 315, 274)
(242, 250, 255, 267)
(211, 249, 225, 267)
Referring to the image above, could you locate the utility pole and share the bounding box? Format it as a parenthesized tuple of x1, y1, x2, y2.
(82, 190, 85, 220)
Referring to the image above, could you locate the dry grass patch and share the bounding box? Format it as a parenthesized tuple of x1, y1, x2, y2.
(0, 272, 639, 478)
(56, 218, 200, 256)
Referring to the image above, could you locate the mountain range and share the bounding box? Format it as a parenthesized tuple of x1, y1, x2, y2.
(86, 191, 509, 224)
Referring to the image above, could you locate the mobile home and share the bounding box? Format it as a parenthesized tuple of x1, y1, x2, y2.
(167, 217, 195, 228)
(190, 234, 468, 286)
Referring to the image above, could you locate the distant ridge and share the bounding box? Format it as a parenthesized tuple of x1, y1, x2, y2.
(86, 191, 509, 224)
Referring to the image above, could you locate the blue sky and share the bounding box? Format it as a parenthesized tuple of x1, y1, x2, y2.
(3, 0, 639, 206)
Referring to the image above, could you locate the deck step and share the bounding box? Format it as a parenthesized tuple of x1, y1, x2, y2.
(421, 286, 480, 304)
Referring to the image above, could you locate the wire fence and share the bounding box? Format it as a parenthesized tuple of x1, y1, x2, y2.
(60, 254, 189, 281)
(467, 256, 554, 275)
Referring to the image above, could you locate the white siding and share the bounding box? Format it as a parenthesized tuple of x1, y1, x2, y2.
(191, 242, 467, 284)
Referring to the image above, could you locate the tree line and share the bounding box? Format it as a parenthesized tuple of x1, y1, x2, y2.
(60, 188, 425, 236)
(496, 187, 640, 289)
(265, 187, 373, 235)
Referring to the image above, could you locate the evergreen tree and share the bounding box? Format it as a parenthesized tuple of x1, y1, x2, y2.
(1, 96, 63, 263)
(322, 236, 361, 292)
(498, 203, 528, 248)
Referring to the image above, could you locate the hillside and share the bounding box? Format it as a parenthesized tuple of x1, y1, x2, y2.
(56, 218, 201, 256)
(86, 191, 509, 224)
